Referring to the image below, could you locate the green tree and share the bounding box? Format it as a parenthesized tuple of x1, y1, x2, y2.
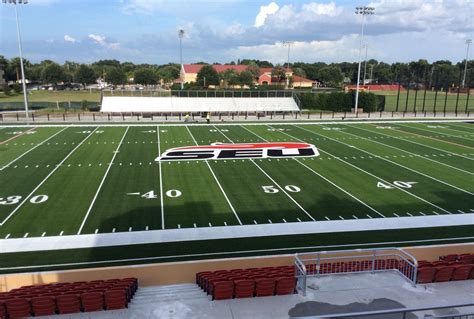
(271, 65, 287, 82)
(106, 67, 126, 86)
(41, 62, 66, 85)
(245, 61, 261, 79)
(293, 67, 306, 78)
(196, 65, 219, 87)
(318, 66, 343, 87)
(157, 65, 180, 84)
(134, 68, 158, 85)
(74, 65, 96, 86)
(220, 69, 237, 88)
(238, 70, 254, 87)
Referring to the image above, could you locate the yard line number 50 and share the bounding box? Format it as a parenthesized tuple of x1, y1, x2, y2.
(0, 195, 48, 205)
(262, 185, 301, 193)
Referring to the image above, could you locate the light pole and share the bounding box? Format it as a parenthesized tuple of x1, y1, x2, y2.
(178, 29, 185, 90)
(3, 0, 29, 119)
(363, 44, 368, 84)
(462, 39, 472, 88)
(284, 41, 294, 89)
(354, 6, 374, 113)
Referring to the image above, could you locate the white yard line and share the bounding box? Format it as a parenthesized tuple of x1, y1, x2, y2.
(185, 126, 242, 225)
(0, 126, 70, 171)
(310, 126, 473, 195)
(240, 125, 384, 218)
(292, 125, 454, 214)
(0, 127, 99, 227)
(157, 126, 165, 229)
(349, 125, 473, 175)
(77, 126, 130, 234)
(215, 125, 316, 221)
(399, 124, 474, 142)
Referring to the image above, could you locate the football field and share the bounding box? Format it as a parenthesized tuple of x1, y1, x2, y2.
(0, 121, 473, 271)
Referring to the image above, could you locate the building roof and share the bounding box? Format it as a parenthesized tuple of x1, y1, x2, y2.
(183, 64, 248, 74)
(292, 75, 313, 83)
(259, 67, 292, 75)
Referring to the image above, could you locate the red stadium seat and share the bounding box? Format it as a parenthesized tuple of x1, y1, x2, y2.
(212, 281, 234, 300)
(31, 296, 56, 316)
(234, 280, 255, 298)
(434, 266, 455, 282)
(56, 294, 81, 314)
(81, 292, 105, 312)
(5, 298, 32, 318)
(105, 289, 127, 310)
(451, 265, 473, 281)
(255, 278, 276, 297)
(275, 277, 296, 295)
(417, 267, 436, 283)
(0, 301, 6, 318)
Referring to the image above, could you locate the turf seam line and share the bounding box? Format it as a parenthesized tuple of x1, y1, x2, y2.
(215, 125, 315, 222)
(349, 125, 473, 175)
(185, 126, 242, 225)
(77, 126, 130, 234)
(0, 126, 70, 171)
(243, 124, 385, 219)
(0, 127, 99, 227)
(157, 125, 165, 229)
(292, 125, 454, 215)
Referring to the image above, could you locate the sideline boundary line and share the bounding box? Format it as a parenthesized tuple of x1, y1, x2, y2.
(185, 126, 242, 225)
(77, 127, 130, 234)
(158, 126, 165, 229)
(240, 125, 384, 218)
(0, 127, 99, 226)
(0, 126, 70, 171)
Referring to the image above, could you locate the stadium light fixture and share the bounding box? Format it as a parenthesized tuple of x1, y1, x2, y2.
(2, 0, 29, 120)
(462, 39, 472, 88)
(178, 29, 185, 90)
(354, 6, 375, 114)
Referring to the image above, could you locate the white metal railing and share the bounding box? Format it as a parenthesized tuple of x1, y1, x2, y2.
(294, 248, 418, 296)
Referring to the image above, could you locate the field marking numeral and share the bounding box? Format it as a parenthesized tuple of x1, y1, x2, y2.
(0, 195, 48, 205)
(262, 185, 301, 194)
(267, 128, 290, 132)
(7, 131, 36, 135)
(166, 190, 182, 198)
(209, 129, 229, 132)
(141, 191, 158, 199)
(78, 130, 104, 134)
(377, 181, 417, 190)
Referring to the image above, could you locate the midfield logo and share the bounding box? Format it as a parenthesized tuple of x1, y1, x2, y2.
(156, 142, 319, 161)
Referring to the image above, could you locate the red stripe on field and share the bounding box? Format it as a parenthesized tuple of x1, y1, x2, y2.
(0, 127, 37, 145)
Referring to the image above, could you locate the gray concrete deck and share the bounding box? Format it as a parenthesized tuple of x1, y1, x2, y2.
(41, 272, 474, 319)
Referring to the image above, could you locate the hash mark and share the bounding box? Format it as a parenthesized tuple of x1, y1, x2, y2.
(224, 222, 227, 226)
(209, 222, 212, 227)
(59, 231, 64, 236)
(325, 216, 330, 221)
(23, 233, 29, 238)
(178, 224, 181, 229)
(268, 219, 272, 224)
(146, 226, 149, 230)
(283, 219, 287, 223)
(297, 218, 302, 222)
(432, 211, 439, 215)
(352, 215, 359, 219)
(112, 228, 116, 232)
(366, 214, 373, 219)
(406, 212, 413, 217)
(253, 220, 258, 224)
(129, 227, 132, 232)
(393, 213, 400, 217)
(419, 212, 426, 216)
(339, 216, 344, 220)
(193, 223, 197, 228)
(41, 232, 46, 237)
(458, 210, 466, 214)
(94, 229, 99, 234)
(5, 234, 10, 239)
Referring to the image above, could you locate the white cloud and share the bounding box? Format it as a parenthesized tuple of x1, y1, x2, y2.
(88, 34, 119, 49)
(63, 35, 77, 44)
(254, 2, 279, 28)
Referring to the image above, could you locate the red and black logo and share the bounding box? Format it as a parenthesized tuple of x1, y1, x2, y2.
(156, 142, 319, 161)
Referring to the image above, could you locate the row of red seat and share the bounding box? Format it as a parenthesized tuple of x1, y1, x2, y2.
(439, 253, 474, 263)
(0, 278, 137, 317)
(196, 265, 296, 300)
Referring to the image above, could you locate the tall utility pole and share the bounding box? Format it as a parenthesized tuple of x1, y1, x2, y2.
(354, 6, 375, 113)
(178, 29, 185, 90)
(462, 39, 472, 88)
(363, 44, 368, 84)
(284, 41, 294, 89)
(3, 0, 29, 120)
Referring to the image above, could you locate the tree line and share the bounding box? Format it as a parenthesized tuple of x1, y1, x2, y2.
(0, 56, 472, 89)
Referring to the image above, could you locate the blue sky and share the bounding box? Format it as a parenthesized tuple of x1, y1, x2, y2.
(1, 0, 473, 64)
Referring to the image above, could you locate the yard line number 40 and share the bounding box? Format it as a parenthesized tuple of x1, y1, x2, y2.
(377, 181, 417, 189)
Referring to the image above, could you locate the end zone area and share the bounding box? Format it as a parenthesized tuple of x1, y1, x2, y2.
(0, 120, 473, 272)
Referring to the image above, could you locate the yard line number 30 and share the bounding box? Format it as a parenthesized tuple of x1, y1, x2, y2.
(0, 195, 49, 205)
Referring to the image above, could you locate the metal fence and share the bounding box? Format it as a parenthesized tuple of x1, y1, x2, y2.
(294, 248, 418, 296)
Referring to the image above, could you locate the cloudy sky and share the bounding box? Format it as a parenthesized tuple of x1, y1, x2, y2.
(0, 0, 473, 64)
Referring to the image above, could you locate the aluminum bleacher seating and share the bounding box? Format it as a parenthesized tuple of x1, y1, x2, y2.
(0, 277, 137, 317)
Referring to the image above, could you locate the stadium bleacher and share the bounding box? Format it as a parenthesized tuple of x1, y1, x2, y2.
(416, 253, 474, 283)
(100, 96, 300, 113)
(0, 277, 137, 317)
